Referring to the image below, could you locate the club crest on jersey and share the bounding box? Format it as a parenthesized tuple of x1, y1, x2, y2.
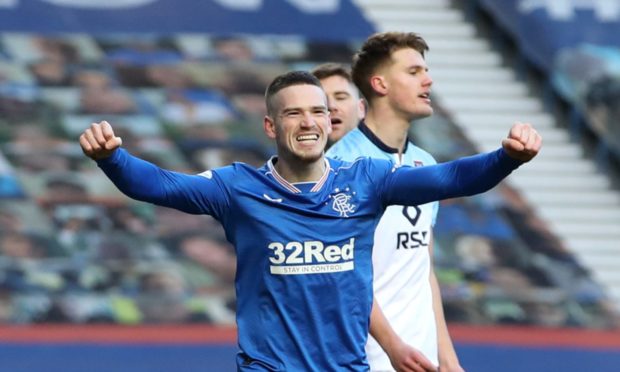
(414, 160, 424, 167)
(329, 187, 356, 217)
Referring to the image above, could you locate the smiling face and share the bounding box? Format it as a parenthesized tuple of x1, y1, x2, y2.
(379, 48, 433, 120)
(319, 75, 364, 144)
(264, 84, 331, 164)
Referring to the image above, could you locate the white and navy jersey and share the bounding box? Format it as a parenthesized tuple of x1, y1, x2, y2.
(97, 147, 521, 371)
(327, 122, 439, 368)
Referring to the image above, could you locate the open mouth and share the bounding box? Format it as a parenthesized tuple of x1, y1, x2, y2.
(296, 134, 319, 142)
(419, 92, 430, 99)
(331, 118, 342, 125)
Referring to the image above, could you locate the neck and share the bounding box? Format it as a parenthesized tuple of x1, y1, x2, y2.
(274, 154, 326, 184)
(364, 102, 412, 153)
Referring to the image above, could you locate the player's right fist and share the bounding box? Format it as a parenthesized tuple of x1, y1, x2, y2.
(500, 122, 542, 162)
(79, 121, 123, 160)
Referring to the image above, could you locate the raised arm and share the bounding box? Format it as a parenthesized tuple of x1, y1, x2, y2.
(79, 121, 224, 215)
(382, 122, 541, 207)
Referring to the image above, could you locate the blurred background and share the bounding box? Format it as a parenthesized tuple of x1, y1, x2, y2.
(0, 0, 619, 371)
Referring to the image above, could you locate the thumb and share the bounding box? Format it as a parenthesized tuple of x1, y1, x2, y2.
(105, 136, 122, 151)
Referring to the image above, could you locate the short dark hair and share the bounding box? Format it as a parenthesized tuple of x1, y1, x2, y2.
(352, 32, 429, 100)
(310, 62, 352, 82)
(265, 71, 323, 116)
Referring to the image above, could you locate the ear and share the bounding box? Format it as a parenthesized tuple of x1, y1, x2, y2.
(326, 113, 333, 134)
(356, 98, 366, 120)
(264, 115, 276, 139)
(370, 75, 388, 96)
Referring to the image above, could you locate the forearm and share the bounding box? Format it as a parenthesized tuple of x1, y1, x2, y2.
(372, 297, 438, 371)
(97, 149, 163, 199)
(386, 148, 522, 206)
(369, 297, 401, 353)
(96, 148, 206, 213)
(430, 271, 460, 368)
(427, 235, 462, 370)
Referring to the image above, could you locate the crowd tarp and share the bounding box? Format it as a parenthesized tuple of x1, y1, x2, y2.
(0, 0, 374, 41)
(478, 0, 620, 72)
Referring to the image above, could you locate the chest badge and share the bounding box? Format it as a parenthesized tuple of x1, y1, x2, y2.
(330, 187, 356, 217)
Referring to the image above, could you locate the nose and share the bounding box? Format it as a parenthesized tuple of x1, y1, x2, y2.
(300, 111, 316, 127)
(327, 97, 338, 113)
(423, 72, 433, 87)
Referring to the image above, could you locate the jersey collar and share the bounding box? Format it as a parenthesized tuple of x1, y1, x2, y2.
(267, 157, 331, 194)
(358, 120, 410, 154)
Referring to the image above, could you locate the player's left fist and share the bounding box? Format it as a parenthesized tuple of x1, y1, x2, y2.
(501, 122, 542, 162)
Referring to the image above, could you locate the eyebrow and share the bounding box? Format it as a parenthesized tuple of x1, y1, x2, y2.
(281, 105, 328, 113)
(407, 64, 429, 71)
(332, 90, 351, 96)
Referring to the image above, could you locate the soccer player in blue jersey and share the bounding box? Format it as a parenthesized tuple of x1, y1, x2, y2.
(79, 71, 541, 371)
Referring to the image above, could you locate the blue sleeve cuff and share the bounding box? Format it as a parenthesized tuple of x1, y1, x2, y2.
(95, 148, 124, 167)
(498, 148, 524, 169)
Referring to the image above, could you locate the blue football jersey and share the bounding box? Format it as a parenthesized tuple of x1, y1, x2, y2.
(97, 148, 521, 371)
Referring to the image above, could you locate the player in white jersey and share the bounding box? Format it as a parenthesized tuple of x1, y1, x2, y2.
(313, 63, 440, 371)
(329, 123, 441, 371)
(329, 32, 465, 371)
(314, 61, 437, 371)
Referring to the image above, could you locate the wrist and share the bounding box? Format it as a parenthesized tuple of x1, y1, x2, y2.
(380, 333, 402, 357)
(96, 147, 122, 165)
(439, 356, 461, 369)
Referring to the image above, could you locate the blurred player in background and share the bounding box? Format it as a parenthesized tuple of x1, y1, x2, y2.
(313, 61, 437, 370)
(328, 32, 464, 371)
(311, 62, 365, 147)
(79, 71, 540, 371)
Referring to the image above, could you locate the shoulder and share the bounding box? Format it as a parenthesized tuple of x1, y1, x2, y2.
(198, 161, 262, 182)
(326, 129, 368, 159)
(329, 156, 393, 178)
(407, 142, 437, 166)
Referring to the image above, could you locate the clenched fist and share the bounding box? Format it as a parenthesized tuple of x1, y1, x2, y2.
(501, 122, 542, 162)
(79, 121, 123, 160)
